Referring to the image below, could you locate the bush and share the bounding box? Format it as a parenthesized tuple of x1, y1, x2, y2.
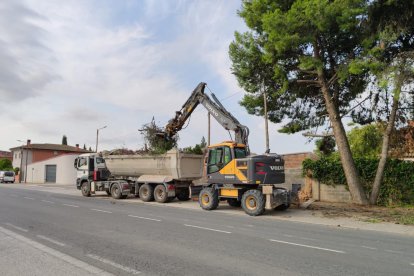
(0, 158, 13, 171)
(303, 157, 414, 206)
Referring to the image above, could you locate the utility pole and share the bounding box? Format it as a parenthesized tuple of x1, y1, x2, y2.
(263, 83, 270, 153)
(17, 140, 24, 183)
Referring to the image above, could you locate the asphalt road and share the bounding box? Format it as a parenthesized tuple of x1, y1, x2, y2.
(0, 184, 413, 276)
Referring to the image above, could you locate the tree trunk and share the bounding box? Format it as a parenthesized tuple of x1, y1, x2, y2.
(369, 86, 400, 205)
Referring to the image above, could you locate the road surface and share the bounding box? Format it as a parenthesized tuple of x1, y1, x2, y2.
(0, 184, 413, 275)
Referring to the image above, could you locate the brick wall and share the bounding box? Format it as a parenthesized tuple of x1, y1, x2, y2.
(32, 150, 74, 163)
(282, 152, 318, 169)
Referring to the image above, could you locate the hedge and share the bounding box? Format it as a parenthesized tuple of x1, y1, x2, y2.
(302, 157, 414, 206)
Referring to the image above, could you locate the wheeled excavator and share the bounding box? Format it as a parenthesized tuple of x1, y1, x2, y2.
(160, 82, 290, 216)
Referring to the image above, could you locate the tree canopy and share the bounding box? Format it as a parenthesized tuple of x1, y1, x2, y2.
(229, 0, 414, 205)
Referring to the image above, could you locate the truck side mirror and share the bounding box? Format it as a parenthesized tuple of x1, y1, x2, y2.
(74, 158, 78, 169)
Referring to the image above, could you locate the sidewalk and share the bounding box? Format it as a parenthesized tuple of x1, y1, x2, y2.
(0, 226, 111, 276)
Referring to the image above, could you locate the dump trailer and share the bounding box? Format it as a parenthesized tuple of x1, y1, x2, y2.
(74, 149, 204, 202)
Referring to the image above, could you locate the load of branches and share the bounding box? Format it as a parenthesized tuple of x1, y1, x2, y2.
(139, 118, 178, 154)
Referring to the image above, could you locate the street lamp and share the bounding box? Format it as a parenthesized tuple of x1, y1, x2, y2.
(95, 125, 107, 153)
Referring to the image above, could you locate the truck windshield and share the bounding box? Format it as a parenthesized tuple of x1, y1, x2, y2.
(234, 147, 247, 158)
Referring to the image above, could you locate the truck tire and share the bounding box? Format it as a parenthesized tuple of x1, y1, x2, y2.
(81, 182, 91, 197)
(241, 189, 265, 216)
(227, 198, 241, 207)
(274, 204, 290, 211)
(176, 188, 190, 201)
(199, 187, 219, 211)
(111, 183, 122, 199)
(154, 184, 170, 203)
(139, 184, 154, 202)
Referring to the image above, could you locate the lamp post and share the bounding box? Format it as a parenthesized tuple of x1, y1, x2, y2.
(95, 125, 107, 153)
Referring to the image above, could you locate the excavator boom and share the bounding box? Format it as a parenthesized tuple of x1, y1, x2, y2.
(163, 82, 249, 147)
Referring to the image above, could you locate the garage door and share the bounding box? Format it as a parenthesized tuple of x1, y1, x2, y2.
(45, 165, 57, 183)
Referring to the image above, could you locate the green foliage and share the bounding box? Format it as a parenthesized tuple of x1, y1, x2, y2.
(230, 0, 370, 132)
(315, 136, 336, 156)
(139, 119, 178, 154)
(303, 157, 414, 206)
(347, 123, 383, 158)
(0, 159, 13, 171)
(182, 137, 207, 155)
(62, 135, 68, 145)
(14, 167, 19, 175)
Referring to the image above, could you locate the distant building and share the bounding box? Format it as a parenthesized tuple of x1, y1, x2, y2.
(10, 140, 90, 184)
(0, 150, 12, 161)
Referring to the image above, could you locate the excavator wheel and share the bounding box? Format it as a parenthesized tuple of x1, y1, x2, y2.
(241, 189, 265, 216)
(199, 187, 219, 211)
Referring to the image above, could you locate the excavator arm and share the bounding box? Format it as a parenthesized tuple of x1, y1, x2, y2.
(163, 82, 249, 147)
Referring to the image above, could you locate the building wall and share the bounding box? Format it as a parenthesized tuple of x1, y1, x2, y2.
(26, 154, 79, 185)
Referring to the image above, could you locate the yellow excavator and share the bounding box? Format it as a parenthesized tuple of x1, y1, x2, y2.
(160, 82, 290, 216)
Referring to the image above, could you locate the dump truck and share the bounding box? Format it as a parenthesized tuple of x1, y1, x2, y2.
(75, 149, 203, 202)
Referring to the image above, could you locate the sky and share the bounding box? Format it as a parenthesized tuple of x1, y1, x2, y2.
(0, 0, 315, 154)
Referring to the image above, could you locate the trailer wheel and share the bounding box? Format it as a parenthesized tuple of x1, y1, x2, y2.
(139, 184, 154, 202)
(227, 198, 241, 207)
(111, 183, 122, 199)
(81, 182, 91, 197)
(176, 188, 190, 201)
(154, 184, 170, 203)
(199, 187, 219, 210)
(241, 189, 265, 216)
(274, 204, 290, 211)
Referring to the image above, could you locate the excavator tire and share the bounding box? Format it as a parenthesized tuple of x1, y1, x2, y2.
(241, 189, 265, 216)
(227, 198, 241, 207)
(139, 184, 154, 202)
(199, 187, 219, 211)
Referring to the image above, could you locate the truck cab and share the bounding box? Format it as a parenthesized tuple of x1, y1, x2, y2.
(74, 153, 130, 199)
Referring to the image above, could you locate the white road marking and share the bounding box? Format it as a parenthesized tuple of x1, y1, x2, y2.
(41, 200, 55, 204)
(24, 197, 35, 200)
(63, 204, 79, 208)
(91, 209, 112, 214)
(0, 226, 112, 275)
(184, 224, 232, 234)
(269, 239, 345, 254)
(87, 254, 141, 275)
(36, 235, 66, 247)
(410, 263, 414, 266)
(128, 215, 161, 222)
(385, 249, 402, 254)
(5, 223, 29, 232)
(361, 246, 377, 250)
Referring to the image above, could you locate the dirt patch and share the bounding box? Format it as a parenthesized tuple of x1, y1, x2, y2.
(307, 201, 414, 225)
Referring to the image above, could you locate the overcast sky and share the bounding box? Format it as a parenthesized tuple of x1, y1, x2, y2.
(0, 0, 314, 154)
